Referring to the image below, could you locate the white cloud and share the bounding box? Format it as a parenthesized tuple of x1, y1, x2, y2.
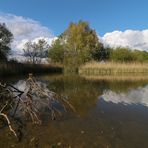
(15, 37, 57, 52)
(1, 12, 148, 56)
(101, 30, 148, 51)
(0, 13, 55, 54)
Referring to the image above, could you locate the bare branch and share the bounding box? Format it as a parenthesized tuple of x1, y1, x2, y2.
(0, 113, 18, 138)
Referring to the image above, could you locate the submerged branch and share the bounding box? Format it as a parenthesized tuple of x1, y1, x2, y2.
(0, 74, 75, 139)
(0, 113, 18, 138)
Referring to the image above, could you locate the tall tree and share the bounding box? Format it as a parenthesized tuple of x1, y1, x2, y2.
(48, 38, 64, 63)
(49, 20, 104, 72)
(23, 39, 49, 64)
(63, 21, 102, 66)
(0, 23, 13, 61)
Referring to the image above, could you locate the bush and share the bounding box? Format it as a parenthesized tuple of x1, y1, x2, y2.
(110, 48, 134, 62)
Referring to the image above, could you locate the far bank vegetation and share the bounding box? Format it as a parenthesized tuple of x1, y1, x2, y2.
(79, 61, 148, 76)
(1, 21, 148, 76)
(48, 20, 148, 75)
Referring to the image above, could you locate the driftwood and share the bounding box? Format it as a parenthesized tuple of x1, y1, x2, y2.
(0, 74, 75, 139)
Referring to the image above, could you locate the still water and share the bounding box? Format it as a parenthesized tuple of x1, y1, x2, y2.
(1, 75, 148, 148)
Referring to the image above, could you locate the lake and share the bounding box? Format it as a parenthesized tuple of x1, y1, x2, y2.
(1, 74, 148, 148)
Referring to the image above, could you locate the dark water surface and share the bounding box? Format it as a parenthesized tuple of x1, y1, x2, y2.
(1, 75, 148, 148)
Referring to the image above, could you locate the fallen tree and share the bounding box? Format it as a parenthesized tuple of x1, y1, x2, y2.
(0, 74, 75, 139)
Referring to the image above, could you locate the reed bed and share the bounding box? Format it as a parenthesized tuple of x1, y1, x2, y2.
(0, 61, 63, 77)
(79, 61, 148, 76)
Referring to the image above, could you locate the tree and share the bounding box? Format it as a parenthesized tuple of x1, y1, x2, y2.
(48, 38, 64, 63)
(0, 23, 13, 61)
(92, 46, 111, 61)
(23, 39, 49, 64)
(49, 20, 104, 72)
(110, 47, 135, 62)
(63, 21, 102, 66)
(132, 50, 148, 62)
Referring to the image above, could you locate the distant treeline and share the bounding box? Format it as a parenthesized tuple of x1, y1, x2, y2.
(1, 21, 148, 76)
(0, 23, 62, 77)
(108, 47, 148, 62)
(48, 21, 148, 67)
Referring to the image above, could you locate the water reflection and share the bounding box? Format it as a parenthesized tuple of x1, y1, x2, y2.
(101, 85, 148, 107)
(1, 75, 148, 148)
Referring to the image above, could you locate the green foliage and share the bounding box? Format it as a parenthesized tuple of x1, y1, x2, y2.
(110, 47, 134, 62)
(0, 23, 13, 61)
(132, 50, 148, 62)
(48, 20, 148, 69)
(63, 20, 102, 65)
(92, 47, 111, 61)
(48, 39, 64, 63)
(49, 20, 105, 71)
(109, 47, 148, 62)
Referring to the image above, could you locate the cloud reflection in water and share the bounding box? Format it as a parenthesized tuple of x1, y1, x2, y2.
(101, 85, 148, 107)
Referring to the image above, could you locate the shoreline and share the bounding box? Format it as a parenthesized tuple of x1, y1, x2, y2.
(0, 62, 63, 78)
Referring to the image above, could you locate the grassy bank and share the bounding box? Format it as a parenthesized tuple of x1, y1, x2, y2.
(0, 61, 63, 77)
(79, 61, 148, 77)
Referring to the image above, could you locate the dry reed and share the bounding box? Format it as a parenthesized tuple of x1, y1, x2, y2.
(79, 61, 148, 76)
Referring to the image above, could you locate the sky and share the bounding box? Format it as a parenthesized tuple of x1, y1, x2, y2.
(1, 0, 148, 53)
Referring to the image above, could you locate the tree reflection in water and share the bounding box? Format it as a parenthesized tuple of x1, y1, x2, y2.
(1, 75, 148, 147)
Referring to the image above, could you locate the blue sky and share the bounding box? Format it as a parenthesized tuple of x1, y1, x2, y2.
(1, 0, 148, 36)
(1, 0, 148, 52)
